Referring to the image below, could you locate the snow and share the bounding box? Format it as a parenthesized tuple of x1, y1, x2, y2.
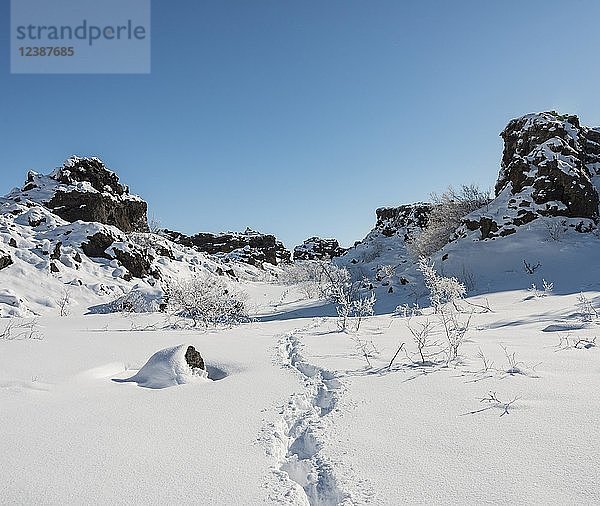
(1, 269, 599, 503)
(114, 344, 209, 388)
(2, 147, 600, 503)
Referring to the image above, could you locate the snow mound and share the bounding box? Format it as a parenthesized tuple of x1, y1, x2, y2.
(88, 285, 164, 314)
(115, 344, 209, 389)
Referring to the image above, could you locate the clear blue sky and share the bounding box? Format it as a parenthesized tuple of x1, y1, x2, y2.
(2, 0, 600, 248)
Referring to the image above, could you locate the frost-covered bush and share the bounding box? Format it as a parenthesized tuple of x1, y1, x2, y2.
(279, 260, 351, 300)
(527, 280, 553, 298)
(165, 275, 248, 328)
(336, 292, 376, 332)
(417, 257, 466, 311)
(394, 303, 422, 318)
(576, 292, 599, 322)
(408, 185, 490, 257)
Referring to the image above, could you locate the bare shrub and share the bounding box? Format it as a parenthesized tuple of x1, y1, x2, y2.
(55, 288, 71, 317)
(576, 292, 599, 322)
(417, 257, 466, 312)
(439, 306, 472, 363)
(464, 392, 521, 416)
(408, 184, 491, 257)
(523, 260, 541, 275)
(164, 274, 249, 328)
(279, 260, 349, 300)
(0, 319, 44, 341)
(555, 333, 597, 350)
(406, 319, 439, 364)
(544, 219, 568, 241)
(394, 303, 422, 318)
(526, 279, 553, 298)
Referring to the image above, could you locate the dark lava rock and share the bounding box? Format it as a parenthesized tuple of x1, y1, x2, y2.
(50, 242, 62, 261)
(81, 230, 152, 279)
(375, 203, 433, 240)
(163, 227, 290, 267)
(52, 156, 125, 195)
(293, 237, 347, 261)
(46, 157, 149, 233)
(113, 247, 152, 279)
(81, 231, 115, 259)
(461, 111, 600, 239)
(48, 190, 148, 233)
(497, 112, 598, 218)
(0, 250, 13, 270)
(184, 346, 205, 371)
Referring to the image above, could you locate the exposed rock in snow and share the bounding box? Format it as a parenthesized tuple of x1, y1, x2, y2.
(463, 111, 600, 239)
(184, 345, 205, 371)
(293, 237, 347, 261)
(374, 204, 432, 240)
(0, 249, 12, 270)
(163, 227, 291, 267)
(12, 156, 148, 233)
(0, 158, 263, 317)
(115, 344, 208, 389)
(336, 203, 432, 288)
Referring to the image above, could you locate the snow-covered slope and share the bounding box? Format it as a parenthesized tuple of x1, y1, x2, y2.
(335, 112, 600, 308)
(0, 157, 262, 317)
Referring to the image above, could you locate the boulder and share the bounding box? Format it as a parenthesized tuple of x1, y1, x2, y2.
(0, 250, 12, 270)
(81, 229, 153, 279)
(184, 346, 205, 371)
(47, 190, 148, 233)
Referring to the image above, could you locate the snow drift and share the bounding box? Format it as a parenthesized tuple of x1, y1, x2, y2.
(114, 344, 209, 389)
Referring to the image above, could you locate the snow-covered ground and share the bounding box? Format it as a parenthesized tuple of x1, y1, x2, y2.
(2, 278, 599, 504)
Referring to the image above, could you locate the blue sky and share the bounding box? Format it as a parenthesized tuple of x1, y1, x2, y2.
(2, 0, 600, 248)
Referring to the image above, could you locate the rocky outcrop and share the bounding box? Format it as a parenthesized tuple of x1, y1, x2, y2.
(163, 227, 290, 266)
(464, 112, 600, 239)
(375, 203, 433, 240)
(293, 237, 347, 261)
(337, 202, 432, 280)
(81, 229, 153, 280)
(17, 156, 148, 233)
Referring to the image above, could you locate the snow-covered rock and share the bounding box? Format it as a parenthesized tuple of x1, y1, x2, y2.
(336, 203, 431, 286)
(293, 236, 347, 261)
(163, 227, 291, 267)
(463, 111, 600, 239)
(11, 156, 148, 233)
(115, 344, 208, 389)
(0, 158, 263, 317)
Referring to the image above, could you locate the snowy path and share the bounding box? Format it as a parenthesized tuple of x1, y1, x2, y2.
(261, 319, 376, 505)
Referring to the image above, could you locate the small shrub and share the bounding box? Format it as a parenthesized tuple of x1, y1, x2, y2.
(164, 274, 249, 328)
(417, 257, 466, 312)
(408, 184, 491, 257)
(576, 292, 599, 322)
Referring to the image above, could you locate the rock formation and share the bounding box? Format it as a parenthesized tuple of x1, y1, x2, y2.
(163, 227, 290, 266)
(374, 204, 433, 241)
(463, 111, 600, 239)
(16, 156, 148, 233)
(293, 237, 347, 261)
